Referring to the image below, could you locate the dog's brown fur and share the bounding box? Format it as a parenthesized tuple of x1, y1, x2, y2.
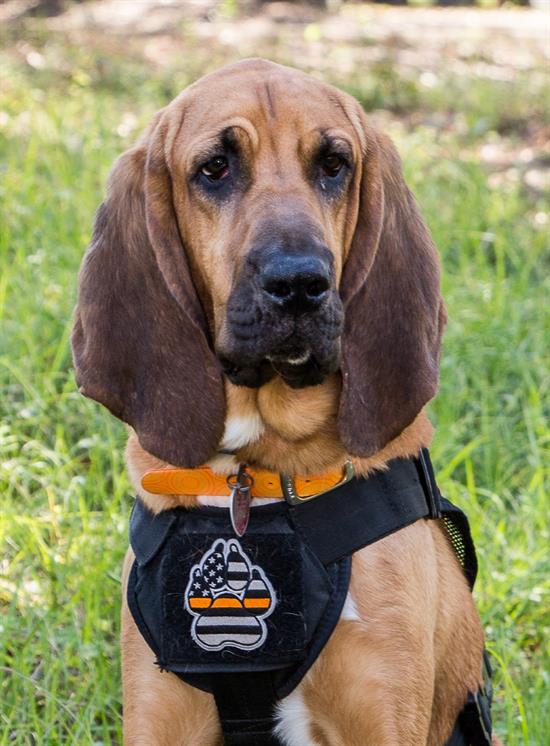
(72, 59, 492, 745)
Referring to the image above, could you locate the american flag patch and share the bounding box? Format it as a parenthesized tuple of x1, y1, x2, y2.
(184, 539, 276, 652)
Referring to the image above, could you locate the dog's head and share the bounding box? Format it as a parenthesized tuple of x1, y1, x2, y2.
(72, 59, 445, 467)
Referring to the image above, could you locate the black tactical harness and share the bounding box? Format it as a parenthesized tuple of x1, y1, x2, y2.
(127, 450, 493, 745)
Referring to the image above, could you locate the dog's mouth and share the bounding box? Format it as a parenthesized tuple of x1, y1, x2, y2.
(270, 349, 311, 367)
(268, 354, 325, 388)
(217, 334, 342, 390)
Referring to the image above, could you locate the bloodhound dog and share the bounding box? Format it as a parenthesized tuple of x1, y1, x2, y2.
(72, 59, 490, 745)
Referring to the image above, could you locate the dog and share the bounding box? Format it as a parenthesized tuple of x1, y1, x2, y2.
(72, 58, 494, 746)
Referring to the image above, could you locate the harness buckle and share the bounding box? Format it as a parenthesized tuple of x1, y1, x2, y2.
(280, 460, 355, 506)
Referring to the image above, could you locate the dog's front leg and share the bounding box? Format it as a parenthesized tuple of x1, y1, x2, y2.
(280, 524, 441, 746)
(121, 549, 222, 746)
(286, 619, 434, 746)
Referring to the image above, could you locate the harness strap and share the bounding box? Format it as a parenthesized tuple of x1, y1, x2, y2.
(211, 672, 281, 746)
(467, 651, 493, 746)
(289, 450, 440, 566)
(445, 652, 493, 746)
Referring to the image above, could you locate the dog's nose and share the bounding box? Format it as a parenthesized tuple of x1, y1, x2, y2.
(259, 253, 331, 313)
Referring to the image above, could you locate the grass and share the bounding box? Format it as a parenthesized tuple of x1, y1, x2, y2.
(1, 10, 549, 746)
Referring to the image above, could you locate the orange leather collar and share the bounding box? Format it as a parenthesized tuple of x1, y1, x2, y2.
(141, 464, 348, 500)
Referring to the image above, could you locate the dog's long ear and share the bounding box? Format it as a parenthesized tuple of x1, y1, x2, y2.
(338, 123, 446, 457)
(71, 112, 225, 467)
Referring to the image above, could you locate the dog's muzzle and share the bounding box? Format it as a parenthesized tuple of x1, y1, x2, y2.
(217, 243, 345, 388)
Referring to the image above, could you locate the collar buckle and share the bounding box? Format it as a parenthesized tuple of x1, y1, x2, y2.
(280, 460, 355, 506)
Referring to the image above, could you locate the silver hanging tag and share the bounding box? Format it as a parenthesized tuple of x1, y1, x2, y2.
(227, 467, 253, 537)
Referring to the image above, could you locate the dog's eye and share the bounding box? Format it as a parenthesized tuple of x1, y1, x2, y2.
(322, 153, 344, 177)
(200, 156, 229, 181)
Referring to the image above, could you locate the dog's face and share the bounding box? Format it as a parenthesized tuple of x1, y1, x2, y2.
(169, 65, 364, 389)
(72, 59, 445, 467)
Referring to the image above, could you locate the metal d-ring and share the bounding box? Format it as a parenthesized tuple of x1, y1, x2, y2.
(280, 460, 355, 506)
(226, 464, 254, 492)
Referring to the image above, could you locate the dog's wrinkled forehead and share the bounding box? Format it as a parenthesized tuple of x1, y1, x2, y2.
(170, 60, 363, 170)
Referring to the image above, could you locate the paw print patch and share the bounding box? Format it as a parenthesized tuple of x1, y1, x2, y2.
(184, 539, 276, 652)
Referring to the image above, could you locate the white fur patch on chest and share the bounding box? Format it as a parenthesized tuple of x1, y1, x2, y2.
(340, 591, 361, 621)
(202, 412, 273, 505)
(274, 688, 319, 746)
(221, 413, 265, 450)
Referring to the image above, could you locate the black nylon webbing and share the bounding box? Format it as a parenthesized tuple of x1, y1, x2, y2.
(289, 453, 438, 566)
(211, 672, 281, 746)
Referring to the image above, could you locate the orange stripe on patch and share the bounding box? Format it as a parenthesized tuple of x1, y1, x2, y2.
(244, 599, 271, 609)
(212, 598, 243, 609)
(189, 598, 212, 609)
